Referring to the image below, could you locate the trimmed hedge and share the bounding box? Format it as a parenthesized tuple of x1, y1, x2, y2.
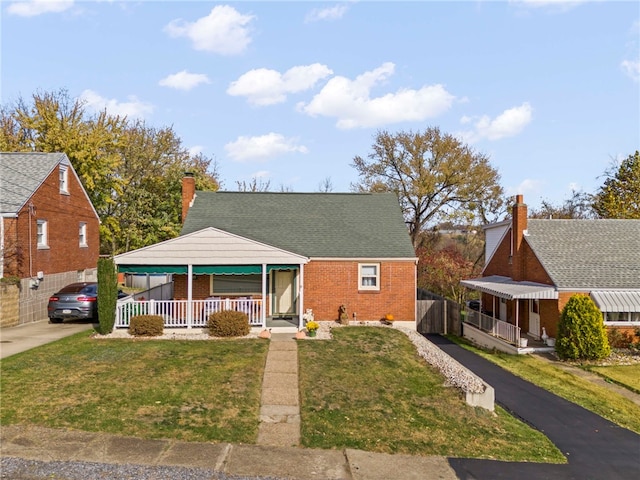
(207, 310, 250, 337)
(129, 315, 164, 337)
(556, 294, 610, 360)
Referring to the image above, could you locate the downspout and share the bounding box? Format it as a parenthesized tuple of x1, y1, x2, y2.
(262, 264, 267, 327)
(187, 264, 193, 328)
(28, 203, 34, 279)
(298, 263, 304, 330)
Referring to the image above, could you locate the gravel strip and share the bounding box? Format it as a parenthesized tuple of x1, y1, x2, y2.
(0, 457, 285, 480)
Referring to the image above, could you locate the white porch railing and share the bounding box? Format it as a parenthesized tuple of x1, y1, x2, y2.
(115, 298, 263, 328)
(465, 310, 521, 345)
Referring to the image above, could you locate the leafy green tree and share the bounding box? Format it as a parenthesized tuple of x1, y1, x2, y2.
(351, 128, 504, 247)
(97, 256, 118, 334)
(593, 151, 640, 219)
(556, 294, 610, 360)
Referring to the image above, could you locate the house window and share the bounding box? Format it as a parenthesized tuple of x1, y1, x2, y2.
(79, 222, 87, 247)
(59, 165, 69, 194)
(605, 312, 640, 324)
(359, 263, 380, 291)
(210, 274, 262, 295)
(37, 219, 48, 248)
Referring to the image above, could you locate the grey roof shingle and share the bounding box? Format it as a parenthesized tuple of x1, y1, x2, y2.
(0, 152, 65, 214)
(181, 191, 416, 258)
(525, 219, 640, 289)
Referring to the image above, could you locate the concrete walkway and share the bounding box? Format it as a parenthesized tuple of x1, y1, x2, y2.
(257, 332, 301, 447)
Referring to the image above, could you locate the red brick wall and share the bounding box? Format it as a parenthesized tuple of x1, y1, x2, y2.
(5, 164, 99, 278)
(172, 259, 417, 321)
(304, 260, 415, 321)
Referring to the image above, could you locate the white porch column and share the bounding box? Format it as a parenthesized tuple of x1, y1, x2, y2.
(298, 263, 304, 330)
(187, 264, 193, 328)
(261, 264, 267, 327)
(515, 299, 519, 330)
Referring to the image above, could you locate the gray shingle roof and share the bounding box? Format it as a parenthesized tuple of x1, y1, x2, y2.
(525, 219, 640, 289)
(181, 191, 416, 258)
(0, 152, 65, 214)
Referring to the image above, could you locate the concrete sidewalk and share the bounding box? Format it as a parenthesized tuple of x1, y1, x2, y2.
(0, 319, 95, 359)
(0, 424, 457, 480)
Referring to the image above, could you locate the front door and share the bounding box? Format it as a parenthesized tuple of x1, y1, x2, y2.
(499, 298, 507, 321)
(273, 270, 294, 315)
(528, 299, 540, 339)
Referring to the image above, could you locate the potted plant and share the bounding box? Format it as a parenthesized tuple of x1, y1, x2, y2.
(306, 321, 319, 337)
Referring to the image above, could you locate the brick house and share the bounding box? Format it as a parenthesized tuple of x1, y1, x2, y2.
(113, 174, 417, 330)
(0, 152, 100, 325)
(461, 194, 640, 342)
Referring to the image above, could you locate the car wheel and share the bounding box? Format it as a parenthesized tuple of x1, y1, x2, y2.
(50, 318, 63, 324)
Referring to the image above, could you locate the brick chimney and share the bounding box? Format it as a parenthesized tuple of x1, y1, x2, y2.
(181, 172, 195, 224)
(511, 194, 528, 281)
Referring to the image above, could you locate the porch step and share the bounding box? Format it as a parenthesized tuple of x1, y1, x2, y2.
(257, 333, 300, 447)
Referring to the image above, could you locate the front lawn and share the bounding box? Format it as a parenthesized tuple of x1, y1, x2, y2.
(298, 327, 565, 462)
(0, 332, 268, 443)
(586, 364, 640, 394)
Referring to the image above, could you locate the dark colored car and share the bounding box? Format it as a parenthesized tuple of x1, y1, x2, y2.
(48, 282, 98, 323)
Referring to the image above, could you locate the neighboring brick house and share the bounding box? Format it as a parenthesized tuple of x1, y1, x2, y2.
(0, 152, 100, 325)
(461, 194, 640, 341)
(113, 174, 417, 329)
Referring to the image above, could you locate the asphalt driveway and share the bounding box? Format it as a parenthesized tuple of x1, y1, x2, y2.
(426, 335, 640, 480)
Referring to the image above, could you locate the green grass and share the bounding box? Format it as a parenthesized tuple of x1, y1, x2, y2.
(298, 327, 565, 462)
(0, 331, 269, 443)
(448, 336, 640, 434)
(586, 364, 640, 394)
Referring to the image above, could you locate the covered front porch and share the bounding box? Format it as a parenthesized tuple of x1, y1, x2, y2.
(113, 227, 310, 331)
(461, 275, 559, 354)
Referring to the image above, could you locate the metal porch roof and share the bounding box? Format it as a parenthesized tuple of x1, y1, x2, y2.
(590, 291, 640, 313)
(460, 275, 558, 300)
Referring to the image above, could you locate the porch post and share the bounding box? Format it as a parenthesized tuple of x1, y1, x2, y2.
(261, 264, 267, 327)
(298, 263, 304, 330)
(187, 264, 193, 328)
(515, 299, 519, 330)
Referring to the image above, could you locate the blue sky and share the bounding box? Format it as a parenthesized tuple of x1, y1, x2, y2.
(2, 0, 639, 210)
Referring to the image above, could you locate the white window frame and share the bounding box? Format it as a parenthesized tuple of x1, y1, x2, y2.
(79, 222, 87, 247)
(604, 311, 640, 325)
(59, 165, 69, 194)
(358, 263, 380, 291)
(37, 219, 48, 248)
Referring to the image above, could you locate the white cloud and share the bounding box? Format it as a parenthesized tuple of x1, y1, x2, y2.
(227, 64, 333, 106)
(225, 133, 309, 162)
(620, 60, 640, 82)
(506, 178, 544, 198)
(80, 90, 154, 119)
(305, 4, 349, 23)
(188, 145, 205, 156)
(7, 0, 74, 16)
(459, 103, 533, 142)
(509, 0, 585, 12)
(297, 62, 455, 129)
(159, 70, 211, 91)
(164, 5, 254, 55)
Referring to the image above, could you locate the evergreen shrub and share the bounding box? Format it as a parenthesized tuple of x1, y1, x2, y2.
(129, 315, 164, 337)
(97, 257, 118, 334)
(207, 310, 250, 337)
(556, 294, 610, 360)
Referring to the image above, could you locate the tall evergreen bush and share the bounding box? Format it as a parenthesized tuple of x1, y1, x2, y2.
(556, 294, 610, 360)
(97, 256, 118, 334)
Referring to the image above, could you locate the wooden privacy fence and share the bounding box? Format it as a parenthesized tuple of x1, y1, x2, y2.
(416, 296, 462, 336)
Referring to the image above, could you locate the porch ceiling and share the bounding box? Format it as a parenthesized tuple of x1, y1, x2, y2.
(591, 290, 640, 312)
(460, 275, 558, 300)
